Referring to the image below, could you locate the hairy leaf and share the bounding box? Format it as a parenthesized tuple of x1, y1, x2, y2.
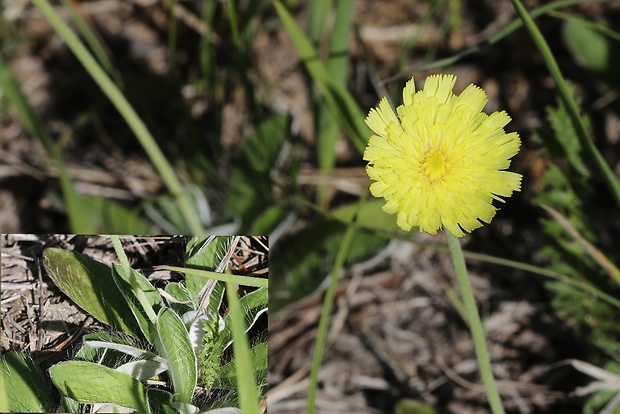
(43, 248, 143, 339)
(49, 361, 148, 412)
(0, 352, 56, 413)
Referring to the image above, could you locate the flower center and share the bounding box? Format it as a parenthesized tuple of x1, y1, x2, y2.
(421, 150, 449, 183)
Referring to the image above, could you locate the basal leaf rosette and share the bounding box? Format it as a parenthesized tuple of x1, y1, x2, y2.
(364, 74, 522, 237)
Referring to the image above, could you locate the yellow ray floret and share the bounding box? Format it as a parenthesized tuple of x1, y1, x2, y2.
(363, 74, 522, 237)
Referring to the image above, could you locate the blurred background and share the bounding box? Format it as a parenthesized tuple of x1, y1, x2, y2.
(2, 0, 620, 413)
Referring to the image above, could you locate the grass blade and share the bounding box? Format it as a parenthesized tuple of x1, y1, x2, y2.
(306, 217, 357, 413)
(224, 270, 260, 413)
(0, 52, 93, 232)
(111, 236, 159, 326)
(157, 265, 268, 288)
(30, 0, 204, 233)
(541, 204, 620, 285)
(274, 0, 370, 153)
(58, 0, 114, 75)
(316, 0, 353, 205)
(307, 0, 332, 42)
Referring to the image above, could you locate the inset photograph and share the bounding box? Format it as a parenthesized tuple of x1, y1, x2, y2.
(1, 234, 268, 413)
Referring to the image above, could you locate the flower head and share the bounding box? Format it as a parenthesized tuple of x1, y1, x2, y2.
(364, 74, 522, 237)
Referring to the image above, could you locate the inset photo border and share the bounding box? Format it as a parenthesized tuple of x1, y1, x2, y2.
(1, 234, 268, 413)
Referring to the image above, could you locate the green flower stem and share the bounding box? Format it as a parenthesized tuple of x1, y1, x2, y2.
(446, 231, 505, 414)
(30, 0, 204, 234)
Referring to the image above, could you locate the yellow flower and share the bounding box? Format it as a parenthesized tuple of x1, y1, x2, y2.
(364, 74, 522, 237)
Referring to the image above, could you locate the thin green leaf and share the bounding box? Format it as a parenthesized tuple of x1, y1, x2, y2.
(274, 0, 370, 153)
(307, 0, 332, 42)
(110, 237, 160, 331)
(74, 331, 131, 362)
(59, 0, 114, 74)
(325, 0, 352, 82)
(221, 287, 268, 349)
(82, 340, 165, 364)
(316, 0, 353, 205)
(307, 202, 359, 413)
(226, 0, 241, 48)
(158, 265, 268, 288)
(224, 272, 260, 413)
(395, 400, 439, 414)
(72, 330, 167, 383)
(199, 2, 218, 91)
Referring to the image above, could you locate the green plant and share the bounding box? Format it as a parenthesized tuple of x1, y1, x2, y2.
(0, 236, 267, 413)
